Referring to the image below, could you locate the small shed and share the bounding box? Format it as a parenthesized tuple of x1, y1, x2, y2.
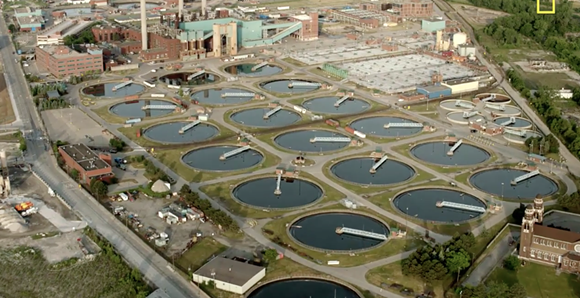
(151, 180, 170, 193)
(46, 90, 60, 99)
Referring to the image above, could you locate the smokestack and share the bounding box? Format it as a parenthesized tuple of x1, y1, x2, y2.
(140, 0, 147, 50)
(201, 0, 207, 17)
(178, 0, 184, 18)
(0, 150, 6, 169)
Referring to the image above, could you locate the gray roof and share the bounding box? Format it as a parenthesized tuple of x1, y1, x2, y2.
(47, 90, 60, 99)
(194, 257, 265, 286)
(146, 289, 171, 298)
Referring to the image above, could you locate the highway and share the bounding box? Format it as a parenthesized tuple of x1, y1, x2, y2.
(0, 18, 208, 298)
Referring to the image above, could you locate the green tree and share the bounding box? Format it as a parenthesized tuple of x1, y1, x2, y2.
(180, 184, 192, 196)
(70, 169, 79, 181)
(90, 179, 108, 199)
(446, 250, 470, 283)
(8, 24, 16, 33)
(263, 249, 278, 264)
(109, 138, 125, 151)
(503, 255, 521, 271)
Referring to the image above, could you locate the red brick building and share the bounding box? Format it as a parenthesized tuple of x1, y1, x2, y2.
(92, 25, 185, 61)
(58, 144, 114, 184)
(35, 45, 103, 78)
(519, 197, 580, 274)
(289, 13, 319, 41)
(390, 0, 433, 17)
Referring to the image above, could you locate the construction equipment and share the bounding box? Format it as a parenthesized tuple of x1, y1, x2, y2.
(15, 201, 34, 212)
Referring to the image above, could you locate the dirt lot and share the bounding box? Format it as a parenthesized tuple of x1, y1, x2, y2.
(110, 196, 220, 255)
(451, 3, 509, 27)
(0, 74, 16, 125)
(42, 108, 111, 147)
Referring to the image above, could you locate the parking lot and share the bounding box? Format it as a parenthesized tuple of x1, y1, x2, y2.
(110, 196, 219, 255)
(42, 108, 111, 147)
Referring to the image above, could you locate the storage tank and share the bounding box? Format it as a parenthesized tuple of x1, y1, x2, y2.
(453, 32, 467, 48)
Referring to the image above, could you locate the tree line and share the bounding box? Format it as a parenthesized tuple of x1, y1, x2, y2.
(401, 232, 525, 297)
(179, 185, 239, 231)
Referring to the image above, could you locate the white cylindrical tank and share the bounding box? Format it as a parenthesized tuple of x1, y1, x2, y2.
(0, 150, 6, 168)
(453, 32, 467, 48)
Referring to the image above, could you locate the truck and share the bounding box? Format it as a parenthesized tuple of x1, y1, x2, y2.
(325, 119, 339, 127)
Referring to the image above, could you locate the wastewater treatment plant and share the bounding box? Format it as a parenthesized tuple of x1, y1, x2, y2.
(77, 55, 572, 298)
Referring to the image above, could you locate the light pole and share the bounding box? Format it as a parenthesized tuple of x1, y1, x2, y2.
(405, 207, 409, 237)
(501, 182, 504, 198)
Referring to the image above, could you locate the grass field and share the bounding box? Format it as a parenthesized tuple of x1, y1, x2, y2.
(487, 262, 580, 298)
(176, 237, 227, 272)
(0, 246, 151, 298)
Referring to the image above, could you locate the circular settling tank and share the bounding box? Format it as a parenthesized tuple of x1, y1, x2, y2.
(475, 93, 511, 104)
(261, 79, 320, 94)
(493, 117, 532, 129)
(191, 88, 254, 105)
(484, 105, 521, 117)
(350, 116, 422, 137)
(330, 157, 415, 185)
(159, 72, 218, 86)
(82, 82, 145, 97)
(230, 108, 301, 127)
(302, 96, 370, 114)
(393, 188, 486, 223)
(182, 146, 263, 171)
(439, 99, 475, 112)
(224, 63, 283, 77)
(247, 278, 361, 298)
(109, 100, 176, 118)
(290, 212, 389, 251)
(469, 169, 559, 199)
(233, 177, 322, 209)
(274, 130, 350, 152)
(446, 112, 485, 125)
(503, 130, 543, 144)
(143, 122, 218, 144)
(410, 142, 490, 166)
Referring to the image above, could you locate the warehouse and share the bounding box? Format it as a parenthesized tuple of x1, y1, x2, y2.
(417, 84, 452, 99)
(441, 78, 479, 94)
(58, 143, 114, 184)
(192, 257, 265, 294)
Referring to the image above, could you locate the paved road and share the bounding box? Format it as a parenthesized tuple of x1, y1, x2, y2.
(0, 18, 209, 298)
(464, 229, 519, 286)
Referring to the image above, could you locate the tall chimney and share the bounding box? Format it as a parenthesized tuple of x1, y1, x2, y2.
(0, 150, 6, 169)
(140, 0, 147, 50)
(201, 0, 207, 17)
(178, 0, 184, 18)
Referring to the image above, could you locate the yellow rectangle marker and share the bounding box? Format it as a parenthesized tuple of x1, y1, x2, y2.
(537, 0, 555, 14)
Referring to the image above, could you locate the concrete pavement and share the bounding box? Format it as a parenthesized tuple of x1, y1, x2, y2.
(464, 229, 519, 287)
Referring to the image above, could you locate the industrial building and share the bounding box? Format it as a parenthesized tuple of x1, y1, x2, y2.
(14, 7, 45, 32)
(441, 78, 479, 94)
(58, 143, 114, 184)
(416, 84, 452, 99)
(192, 257, 265, 294)
(421, 18, 445, 32)
(94, 13, 318, 62)
(36, 45, 104, 78)
(329, 9, 392, 29)
(36, 20, 94, 46)
(389, 0, 434, 17)
(458, 44, 476, 57)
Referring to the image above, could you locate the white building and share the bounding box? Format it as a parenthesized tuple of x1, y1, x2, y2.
(557, 88, 573, 99)
(192, 257, 266, 295)
(442, 78, 479, 94)
(67, 0, 90, 4)
(458, 44, 476, 57)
